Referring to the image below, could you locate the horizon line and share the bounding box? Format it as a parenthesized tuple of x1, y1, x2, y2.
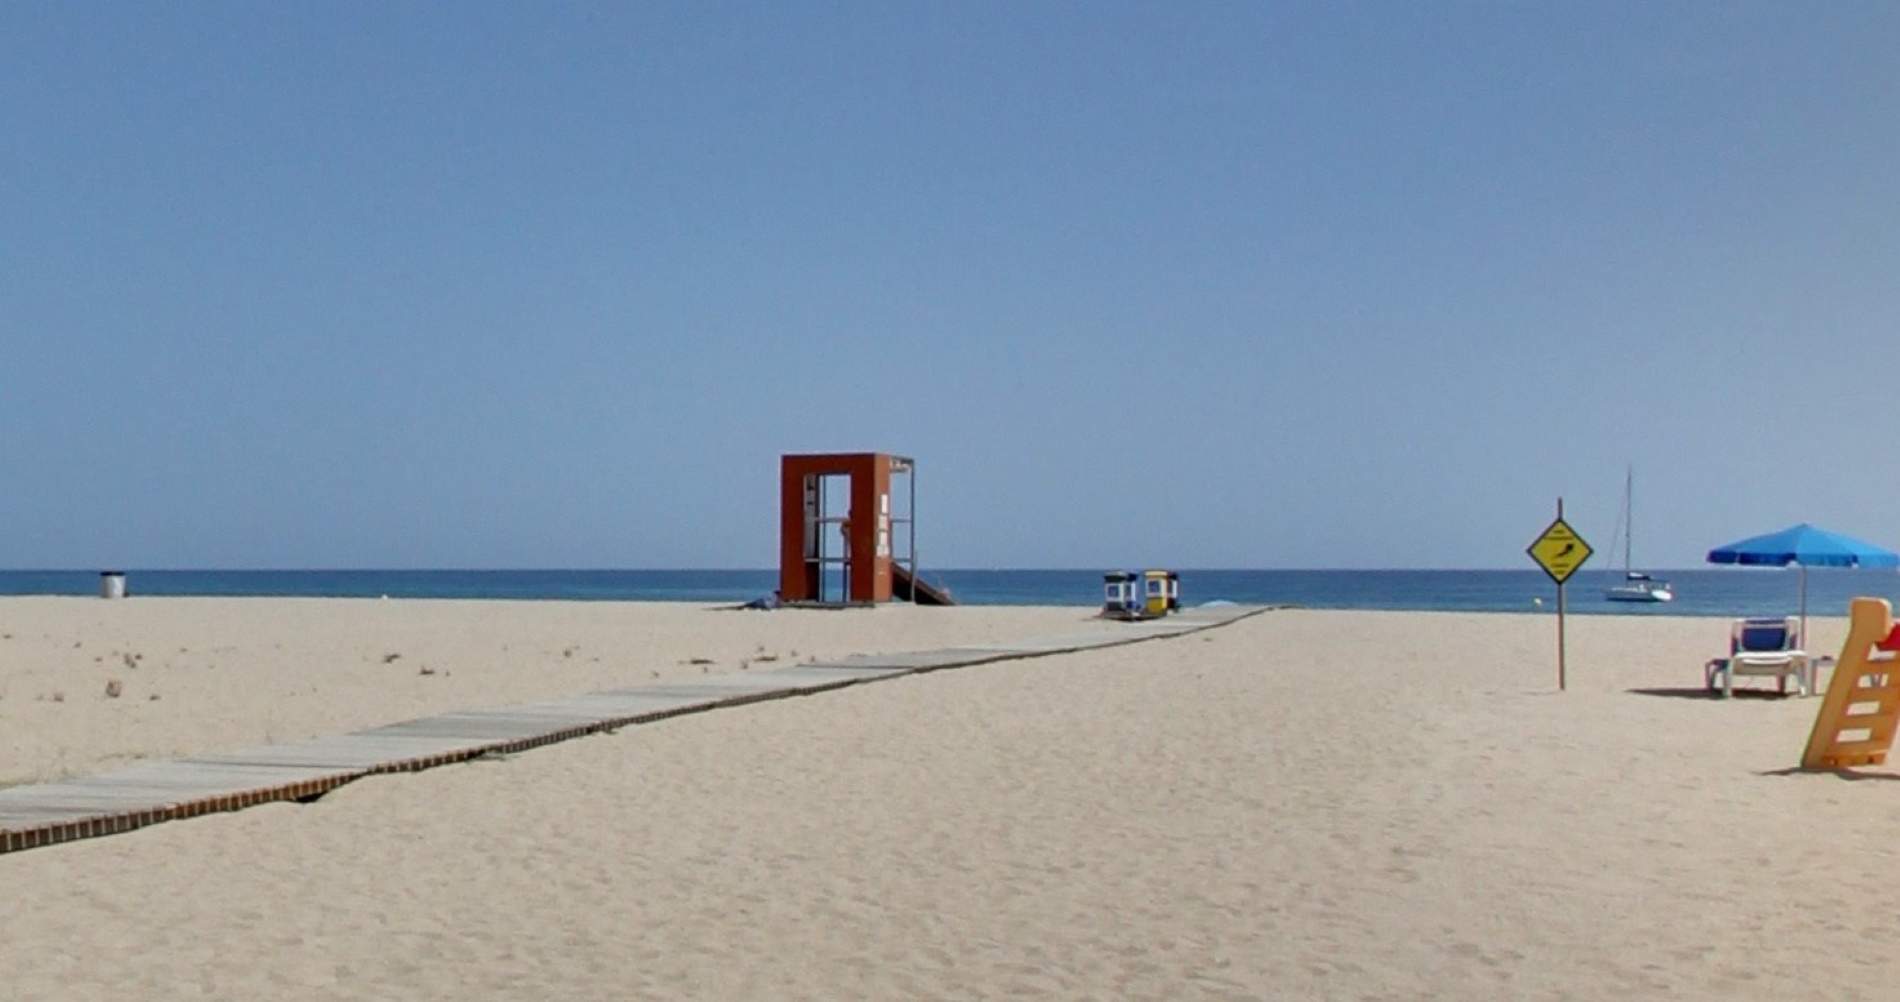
(0, 566, 1861, 575)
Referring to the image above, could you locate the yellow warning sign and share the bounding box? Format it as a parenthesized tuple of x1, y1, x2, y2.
(1527, 518, 1593, 585)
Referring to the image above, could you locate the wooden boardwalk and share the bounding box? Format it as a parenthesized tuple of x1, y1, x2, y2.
(0, 605, 1267, 855)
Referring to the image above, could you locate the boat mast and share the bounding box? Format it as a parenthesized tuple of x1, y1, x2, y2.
(1624, 465, 1634, 573)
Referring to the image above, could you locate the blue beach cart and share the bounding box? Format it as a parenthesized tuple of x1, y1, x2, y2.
(1102, 570, 1179, 620)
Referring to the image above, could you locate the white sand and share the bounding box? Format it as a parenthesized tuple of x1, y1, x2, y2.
(3, 604, 1893, 1001)
(0, 597, 1122, 785)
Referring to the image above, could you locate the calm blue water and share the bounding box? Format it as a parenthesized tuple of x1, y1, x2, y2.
(2, 568, 1897, 618)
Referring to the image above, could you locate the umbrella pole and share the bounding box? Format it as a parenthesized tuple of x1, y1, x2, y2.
(1800, 563, 1808, 652)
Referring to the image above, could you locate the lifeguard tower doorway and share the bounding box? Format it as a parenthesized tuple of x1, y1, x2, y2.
(778, 453, 952, 606)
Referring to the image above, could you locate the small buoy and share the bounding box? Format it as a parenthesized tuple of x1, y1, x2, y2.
(1532, 597, 1544, 608)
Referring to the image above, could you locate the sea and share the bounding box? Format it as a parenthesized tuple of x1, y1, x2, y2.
(3, 568, 1898, 618)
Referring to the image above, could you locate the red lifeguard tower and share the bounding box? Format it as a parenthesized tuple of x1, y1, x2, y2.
(778, 452, 951, 605)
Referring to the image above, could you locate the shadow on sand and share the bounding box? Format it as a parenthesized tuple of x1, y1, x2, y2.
(1626, 686, 1796, 701)
(1758, 765, 1900, 781)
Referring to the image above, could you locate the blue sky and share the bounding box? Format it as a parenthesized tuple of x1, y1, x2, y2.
(4, 3, 1898, 569)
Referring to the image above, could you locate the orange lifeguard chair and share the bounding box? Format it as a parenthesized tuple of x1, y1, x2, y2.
(778, 453, 951, 606)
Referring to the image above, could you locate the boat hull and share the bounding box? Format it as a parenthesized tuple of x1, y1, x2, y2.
(1605, 586, 1673, 603)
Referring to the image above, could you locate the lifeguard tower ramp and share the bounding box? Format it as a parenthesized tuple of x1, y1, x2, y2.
(893, 563, 954, 605)
(1802, 597, 1900, 769)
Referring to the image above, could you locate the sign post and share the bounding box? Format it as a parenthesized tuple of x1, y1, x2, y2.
(1526, 498, 1593, 691)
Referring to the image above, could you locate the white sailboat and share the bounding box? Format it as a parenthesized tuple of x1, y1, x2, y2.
(1605, 466, 1673, 603)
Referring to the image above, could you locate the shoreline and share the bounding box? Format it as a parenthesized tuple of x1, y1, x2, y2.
(1, 567, 1887, 620)
(0, 591, 1856, 623)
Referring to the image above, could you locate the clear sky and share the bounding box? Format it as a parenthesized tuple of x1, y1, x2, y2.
(5, 3, 1898, 569)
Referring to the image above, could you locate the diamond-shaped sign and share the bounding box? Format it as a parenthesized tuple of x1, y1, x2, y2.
(1527, 518, 1593, 585)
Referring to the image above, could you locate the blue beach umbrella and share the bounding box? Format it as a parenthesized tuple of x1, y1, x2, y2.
(1706, 523, 1900, 643)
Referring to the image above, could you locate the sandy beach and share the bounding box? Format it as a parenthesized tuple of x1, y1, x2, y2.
(0, 598, 1126, 786)
(3, 601, 1894, 1000)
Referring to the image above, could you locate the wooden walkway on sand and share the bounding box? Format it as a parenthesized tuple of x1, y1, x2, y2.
(0, 604, 1268, 856)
